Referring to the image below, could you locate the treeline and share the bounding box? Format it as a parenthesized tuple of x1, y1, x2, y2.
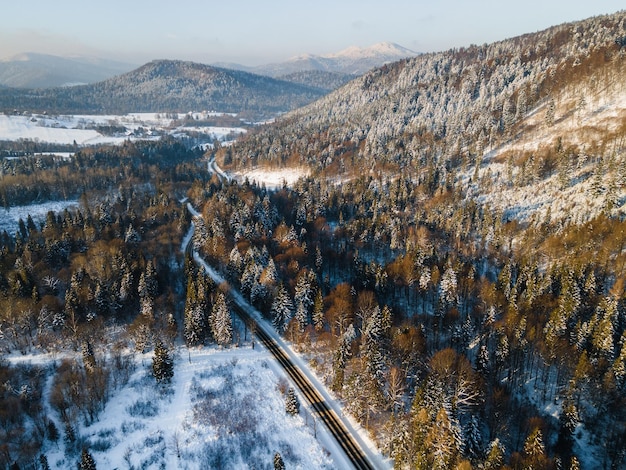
(0, 137, 203, 207)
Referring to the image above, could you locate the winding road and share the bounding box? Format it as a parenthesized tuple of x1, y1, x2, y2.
(184, 197, 380, 469)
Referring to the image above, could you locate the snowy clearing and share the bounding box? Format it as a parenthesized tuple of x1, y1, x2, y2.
(0, 112, 247, 147)
(234, 167, 310, 190)
(10, 345, 336, 470)
(0, 199, 79, 234)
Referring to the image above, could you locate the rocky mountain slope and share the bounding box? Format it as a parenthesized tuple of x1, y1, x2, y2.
(0, 60, 326, 118)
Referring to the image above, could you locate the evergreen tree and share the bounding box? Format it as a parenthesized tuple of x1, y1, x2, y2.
(273, 452, 285, 470)
(332, 324, 356, 392)
(271, 284, 294, 332)
(184, 277, 208, 346)
(79, 448, 97, 470)
(152, 339, 174, 384)
(523, 427, 548, 469)
(211, 292, 233, 347)
(285, 387, 300, 415)
(483, 438, 505, 470)
(138, 260, 158, 300)
(361, 306, 387, 391)
(312, 289, 324, 332)
(39, 454, 50, 470)
(464, 414, 483, 461)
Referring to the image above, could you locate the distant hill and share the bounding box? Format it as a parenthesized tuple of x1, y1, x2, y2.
(215, 42, 418, 87)
(0, 53, 136, 88)
(0, 60, 327, 118)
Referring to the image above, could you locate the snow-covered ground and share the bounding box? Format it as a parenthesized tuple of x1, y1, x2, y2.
(0, 112, 247, 147)
(465, 83, 626, 225)
(0, 199, 79, 235)
(7, 344, 336, 469)
(82, 346, 334, 470)
(234, 167, 310, 190)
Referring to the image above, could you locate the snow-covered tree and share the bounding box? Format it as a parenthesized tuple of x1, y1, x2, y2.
(211, 292, 232, 347)
(293, 269, 317, 332)
(285, 387, 300, 415)
(273, 452, 285, 470)
(79, 448, 97, 470)
(152, 339, 174, 384)
(312, 289, 324, 332)
(271, 284, 294, 332)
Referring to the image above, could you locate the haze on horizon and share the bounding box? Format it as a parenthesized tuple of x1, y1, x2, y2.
(1, 0, 624, 66)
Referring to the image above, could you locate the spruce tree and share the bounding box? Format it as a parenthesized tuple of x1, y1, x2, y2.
(285, 387, 300, 415)
(273, 452, 285, 470)
(79, 448, 97, 470)
(271, 284, 294, 332)
(39, 454, 50, 470)
(211, 292, 233, 347)
(152, 339, 174, 384)
(312, 289, 324, 332)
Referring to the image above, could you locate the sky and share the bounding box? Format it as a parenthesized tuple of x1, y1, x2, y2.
(1, 1, 624, 66)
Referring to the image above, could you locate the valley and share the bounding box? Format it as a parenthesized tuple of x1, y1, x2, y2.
(0, 9, 625, 470)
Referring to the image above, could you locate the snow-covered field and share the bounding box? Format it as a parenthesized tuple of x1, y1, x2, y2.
(10, 344, 336, 470)
(234, 167, 310, 190)
(0, 199, 79, 235)
(0, 112, 247, 147)
(85, 346, 334, 470)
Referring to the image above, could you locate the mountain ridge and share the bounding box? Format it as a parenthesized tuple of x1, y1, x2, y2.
(214, 41, 419, 77)
(0, 59, 327, 118)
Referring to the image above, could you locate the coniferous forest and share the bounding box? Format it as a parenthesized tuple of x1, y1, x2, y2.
(1, 10, 626, 470)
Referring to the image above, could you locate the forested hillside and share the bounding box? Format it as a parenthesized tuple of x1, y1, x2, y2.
(0, 60, 326, 118)
(199, 11, 626, 469)
(223, 12, 626, 221)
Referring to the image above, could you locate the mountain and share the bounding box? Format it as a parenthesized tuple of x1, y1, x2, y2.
(216, 42, 419, 80)
(0, 52, 136, 88)
(0, 60, 327, 118)
(221, 12, 626, 225)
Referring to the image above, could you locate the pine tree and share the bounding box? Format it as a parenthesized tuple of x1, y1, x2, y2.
(138, 260, 158, 300)
(592, 296, 618, 360)
(82, 341, 96, 373)
(464, 414, 483, 461)
(285, 387, 300, 415)
(439, 264, 458, 307)
(484, 438, 505, 470)
(39, 454, 50, 470)
(332, 324, 356, 392)
(79, 448, 97, 470)
(361, 306, 387, 391)
(523, 427, 548, 469)
(273, 452, 285, 470)
(312, 289, 324, 332)
(211, 292, 232, 347)
(271, 284, 294, 332)
(152, 339, 174, 384)
(184, 277, 207, 346)
(294, 269, 316, 332)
